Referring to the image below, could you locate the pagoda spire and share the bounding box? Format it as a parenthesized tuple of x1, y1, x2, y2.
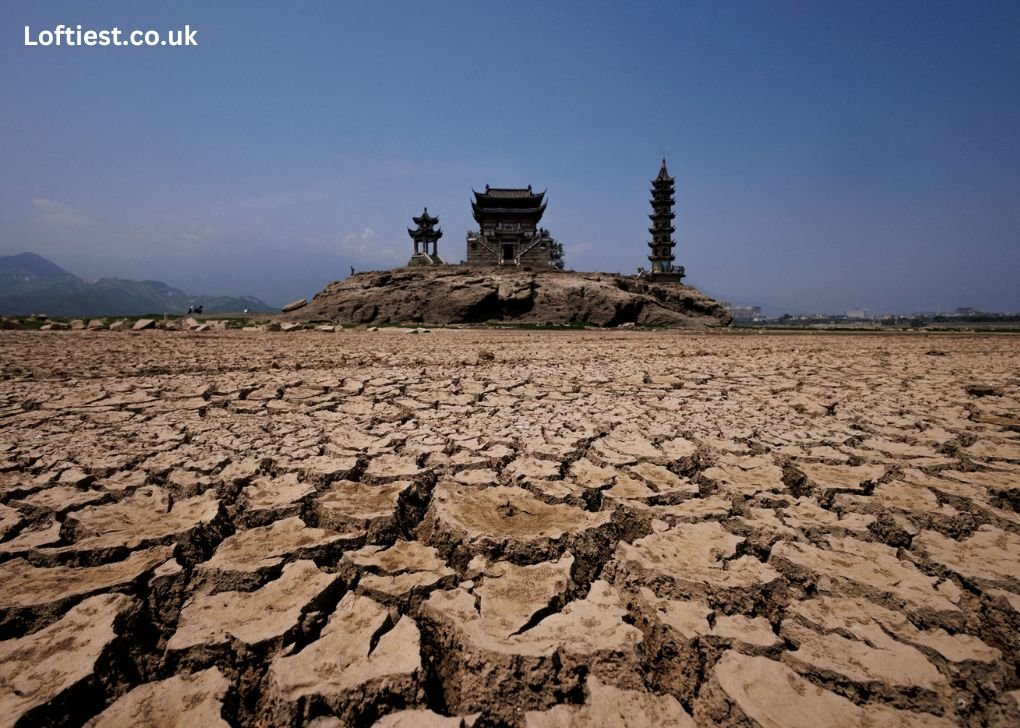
(647, 159, 677, 274)
(656, 157, 673, 182)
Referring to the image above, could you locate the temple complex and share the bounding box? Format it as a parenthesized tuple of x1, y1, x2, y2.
(646, 160, 685, 281)
(402, 166, 686, 276)
(466, 186, 556, 267)
(407, 207, 446, 266)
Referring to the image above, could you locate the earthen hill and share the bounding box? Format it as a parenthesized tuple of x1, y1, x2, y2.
(287, 161, 731, 327)
(286, 267, 730, 328)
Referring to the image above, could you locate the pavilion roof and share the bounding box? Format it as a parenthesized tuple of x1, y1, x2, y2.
(473, 185, 546, 206)
(412, 207, 439, 226)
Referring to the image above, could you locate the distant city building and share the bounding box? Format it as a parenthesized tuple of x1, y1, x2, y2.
(720, 302, 762, 322)
(465, 186, 555, 267)
(845, 308, 870, 319)
(955, 307, 980, 316)
(407, 207, 445, 266)
(645, 159, 685, 281)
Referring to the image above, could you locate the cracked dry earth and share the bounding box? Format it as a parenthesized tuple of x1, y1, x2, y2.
(0, 330, 1018, 728)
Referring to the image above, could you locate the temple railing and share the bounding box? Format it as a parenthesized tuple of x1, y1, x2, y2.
(470, 234, 502, 263)
(515, 231, 548, 265)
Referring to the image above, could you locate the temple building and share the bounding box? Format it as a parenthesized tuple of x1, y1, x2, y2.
(466, 186, 555, 267)
(407, 207, 446, 266)
(647, 160, 685, 281)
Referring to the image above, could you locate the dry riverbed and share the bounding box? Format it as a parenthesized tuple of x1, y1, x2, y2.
(0, 329, 1017, 726)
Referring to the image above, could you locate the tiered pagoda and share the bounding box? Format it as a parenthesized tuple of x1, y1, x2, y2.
(407, 207, 445, 266)
(647, 159, 685, 280)
(466, 186, 555, 267)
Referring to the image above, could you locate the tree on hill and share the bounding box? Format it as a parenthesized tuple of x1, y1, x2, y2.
(550, 240, 565, 270)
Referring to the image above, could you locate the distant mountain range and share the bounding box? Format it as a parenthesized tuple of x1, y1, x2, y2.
(0, 252, 275, 316)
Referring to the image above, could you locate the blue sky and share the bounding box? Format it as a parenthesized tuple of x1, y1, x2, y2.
(2, 1, 1018, 313)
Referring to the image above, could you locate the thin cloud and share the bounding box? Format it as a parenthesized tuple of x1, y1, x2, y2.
(179, 226, 219, 244)
(31, 198, 92, 228)
(340, 227, 403, 264)
(565, 241, 594, 267)
(566, 241, 593, 256)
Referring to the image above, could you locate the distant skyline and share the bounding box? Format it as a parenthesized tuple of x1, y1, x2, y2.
(2, 1, 1018, 314)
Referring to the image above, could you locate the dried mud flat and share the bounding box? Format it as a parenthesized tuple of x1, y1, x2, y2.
(0, 328, 1018, 727)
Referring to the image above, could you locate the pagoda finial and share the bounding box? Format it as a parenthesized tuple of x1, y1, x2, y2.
(657, 158, 670, 179)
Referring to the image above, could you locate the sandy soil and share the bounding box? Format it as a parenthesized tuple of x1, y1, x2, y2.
(0, 329, 1017, 727)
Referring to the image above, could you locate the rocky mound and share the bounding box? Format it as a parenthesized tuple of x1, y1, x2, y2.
(284, 266, 731, 327)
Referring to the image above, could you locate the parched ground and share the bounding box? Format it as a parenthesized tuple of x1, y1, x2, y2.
(0, 329, 1018, 727)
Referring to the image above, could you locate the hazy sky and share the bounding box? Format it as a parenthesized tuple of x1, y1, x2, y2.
(2, 1, 1018, 313)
